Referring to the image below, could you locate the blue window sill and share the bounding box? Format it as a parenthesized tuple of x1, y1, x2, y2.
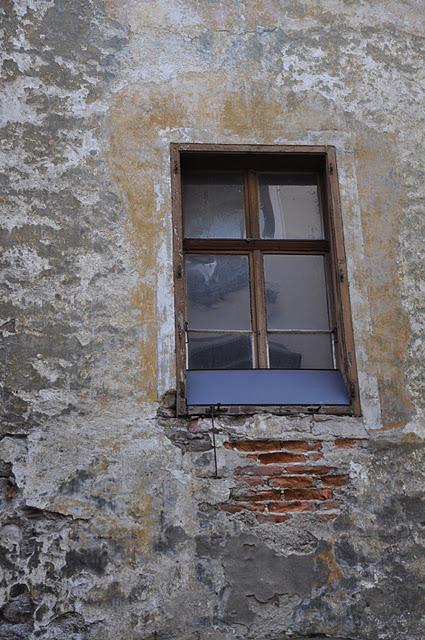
(186, 369, 350, 406)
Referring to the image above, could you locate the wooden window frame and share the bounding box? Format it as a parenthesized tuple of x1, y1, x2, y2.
(170, 143, 361, 417)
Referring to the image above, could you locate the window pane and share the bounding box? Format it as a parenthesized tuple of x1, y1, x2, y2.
(183, 172, 245, 238)
(259, 173, 324, 239)
(188, 333, 253, 369)
(268, 333, 334, 369)
(186, 255, 251, 330)
(264, 255, 330, 330)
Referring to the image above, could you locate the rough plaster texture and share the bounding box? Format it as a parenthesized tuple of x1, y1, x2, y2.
(1, 0, 425, 638)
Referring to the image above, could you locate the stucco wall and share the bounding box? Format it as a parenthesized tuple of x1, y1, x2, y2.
(1, 1, 424, 639)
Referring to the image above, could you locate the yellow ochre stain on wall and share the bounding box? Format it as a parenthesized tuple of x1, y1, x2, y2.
(353, 131, 414, 429)
(106, 87, 180, 400)
(318, 549, 344, 584)
(107, 490, 155, 560)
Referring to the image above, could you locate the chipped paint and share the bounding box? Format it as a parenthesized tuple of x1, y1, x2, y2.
(1, 0, 424, 638)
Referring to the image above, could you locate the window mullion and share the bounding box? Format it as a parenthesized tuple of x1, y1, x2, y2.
(246, 172, 268, 368)
(252, 250, 268, 368)
(248, 252, 259, 367)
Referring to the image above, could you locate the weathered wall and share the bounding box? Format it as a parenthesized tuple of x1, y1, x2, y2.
(1, 1, 424, 639)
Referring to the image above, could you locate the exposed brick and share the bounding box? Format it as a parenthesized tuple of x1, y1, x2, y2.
(235, 464, 334, 477)
(321, 475, 348, 487)
(256, 514, 290, 523)
(284, 488, 333, 501)
(236, 476, 269, 487)
(231, 490, 281, 502)
(257, 452, 307, 464)
(268, 501, 315, 513)
(277, 465, 333, 476)
(334, 438, 368, 448)
(220, 503, 244, 514)
(269, 476, 314, 488)
(224, 440, 321, 452)
(235, 465, 286, 476)
(220, 503, 265, 513)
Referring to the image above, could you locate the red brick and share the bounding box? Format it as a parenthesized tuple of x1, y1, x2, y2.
(284, 488, 333, 501)
(235, 464, 335, 477)
(321, 475, 348, 487)
(224, 440, 322, 452)
(268, 501, 315, 513)
(334, 438, 368, 448)
(257, 452, 307, 464)
(235, 465, 286, 476)
(237, 476, 269, 487)
(231, 490, 281, 502)
(220, 503, 265, 513)
(256, 514, 290, 523)
(269, 476, 314, 488)
(277, 465, 333, 476)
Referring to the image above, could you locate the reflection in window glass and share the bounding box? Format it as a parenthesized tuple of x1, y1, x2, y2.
(264, 255, 330, 330)
(268, 333, 334, 369)
(260, 173, 323, 239)
(188, 332, 253, 369)
(183, 172, 245, 238)
(185, 255, 251, 330)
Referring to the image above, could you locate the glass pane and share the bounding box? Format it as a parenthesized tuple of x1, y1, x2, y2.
(268, 333, 334, 369)
(188, 333, 253, 369)
(259, 173, 323, 239)
(264, 255, 330, 330)
(183, 172, 245, 238)
(186, 255, 251, 330)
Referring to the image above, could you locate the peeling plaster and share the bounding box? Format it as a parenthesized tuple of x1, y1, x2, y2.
(1, 0, 424, 638)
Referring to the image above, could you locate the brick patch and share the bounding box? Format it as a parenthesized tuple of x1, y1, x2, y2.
(221, 502, 265, 513)
(268, 500, 315, 513)
(269, 476, 314, 488)
(235, 464, 290, 476)
(322, 474, 348, 487)
(220, 438, 365, 522)
(284, 488, 333, 501)
(255, 452, 307, 464)
(231, 489, 281, 502)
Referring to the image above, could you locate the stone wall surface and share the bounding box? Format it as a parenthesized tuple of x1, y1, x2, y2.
(1, 0, 424, 638)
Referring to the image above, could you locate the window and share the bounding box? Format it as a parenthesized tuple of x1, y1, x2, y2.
(171, 144, 360, 417)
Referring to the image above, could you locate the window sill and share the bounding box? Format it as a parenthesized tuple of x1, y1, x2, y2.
(186, 368, 352, 409)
